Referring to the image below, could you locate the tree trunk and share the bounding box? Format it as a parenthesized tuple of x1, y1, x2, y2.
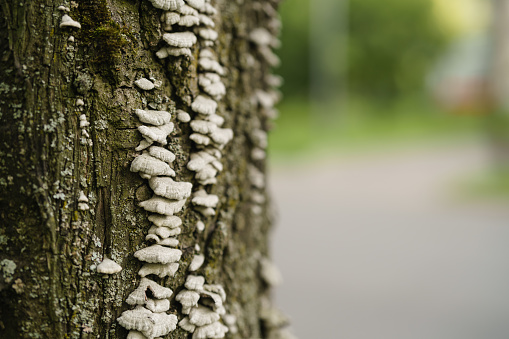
(0, 0, 288, 338)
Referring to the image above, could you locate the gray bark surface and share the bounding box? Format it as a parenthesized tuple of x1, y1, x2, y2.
(0, 0, 283, 338)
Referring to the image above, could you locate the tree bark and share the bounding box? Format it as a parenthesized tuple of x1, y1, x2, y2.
(0, 0, 287, 338)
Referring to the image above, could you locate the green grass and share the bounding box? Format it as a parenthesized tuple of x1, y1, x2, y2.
(269, 96, 486, 159)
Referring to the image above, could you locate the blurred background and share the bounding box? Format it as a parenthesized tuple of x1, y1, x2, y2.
(269, 0, 509, 338)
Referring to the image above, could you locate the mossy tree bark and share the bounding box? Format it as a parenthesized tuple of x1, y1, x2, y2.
(0, 0, 283, 338)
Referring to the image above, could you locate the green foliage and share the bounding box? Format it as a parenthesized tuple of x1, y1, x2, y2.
(277, 0, 311, 99)
(348, 0, 446, 100)
(269, 96, 483, 158)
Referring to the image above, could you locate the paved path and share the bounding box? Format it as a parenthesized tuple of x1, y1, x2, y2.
(269, 140, 509, 339)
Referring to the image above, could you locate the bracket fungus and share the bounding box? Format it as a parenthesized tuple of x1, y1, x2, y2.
(186, 0, 205, 10)
(157, 47, 194, 59)
(260, 258, 283, 287)
(178, 15, 200, 27)
(177, 110, 191, 122)
(189, 254, 205, 271)
(60, 14, 81, 29)
(139, 196, 186, 215)
(148, 146, 176, 164)
(156, 237, 180, 247)
(134, 109, 172, 126)
(134, 245, 182, 264)
(185, 275, 205, 291)
(163, 32, 197, 48)
(176, 289, 200, 307)
(193, 321, 229, 339)
(148, 225, 182, 238)
(138, 123, 174, 145)
(178, 4, 199, 15)
(161, 11, 181, 25)
(131, 154, 176, 177)
(199, 14, 215, 27)
(126, 278, 173, 305)
(188, 306, 220, 327)
(96, 257, 122, 274)
(138, 262, 180, 278)
(149, 177, 193, 200)
(148, 214, 182, 228)
(148, 0, 184, 11)
(192, 190, 219, 208)
(117, 306, 178, 339)
(179, 317, 197, 332)
(135, 78, 156, 91)
(145, 298, 171, 313)
(191, 95, 217, 115)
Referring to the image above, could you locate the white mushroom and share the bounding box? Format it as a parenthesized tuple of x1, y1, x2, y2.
(209, 128, 233, 145)
(178, 15, 200, 27)
(192, 320, 228, 339)
(192, 190, 218, 208)
(156, 47, 193, 59)
(158, 237, 179, 247)
(203, 284, 226, 302)
(198, 58, 225, 75)
(188, 306, 220, 327)
(96, 257, 122, 274)
(248, 164, 264, 189)
(148, 225, 182, 238)
(127, 331, 147, 339)
(138, 123, 174, 145)
(184, 275, 205, 291)
(190, 120, 217, 134)
(186, 0, 205, 11)
(198, 14, 215, 27)
(148, 146, 176, 164)
(148, 214, 182, 228)
(178, 4, 198, 15)
(148, 0, 184, 11)
(134, 109, 172, 126)
(189, 133, 211, 146)
(175, 289, 200, 307)
(135, 78, 155, 91)
(136, 139, 153, 151)
(260, 258, 283, 286)
(60, 14, 81, 29)
(126, 277, 173, 305)
(138, 262, 180, 278)
(198, 28, 218, 41)
(134, 245, 182, 264)
(161, 11, 180, 26)
(176, 110, 191, 122)
(78, 191, 88, 203)
(163, 32, 197, 47)
(117, 306, 178, 338)
(149, 177, 193, 200)
(139, 196, 186, 215)
(130, 154, 175, 177)
(179, 317, 196, 333)
(196, 221, 205, 232)
(145, 298, 171, 313)
(191, 95, 217, 115)
(187, 151, 216, 171)
(189, 254, 204, 271)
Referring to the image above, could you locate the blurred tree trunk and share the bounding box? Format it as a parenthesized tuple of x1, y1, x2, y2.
(0, 0, 286, 338)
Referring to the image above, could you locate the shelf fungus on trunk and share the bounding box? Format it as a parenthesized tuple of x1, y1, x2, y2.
(117, 306, 178, 339)
(96, 257, 122, 275)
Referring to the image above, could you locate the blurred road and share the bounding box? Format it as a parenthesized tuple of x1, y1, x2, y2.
(270, 140, 509, 339)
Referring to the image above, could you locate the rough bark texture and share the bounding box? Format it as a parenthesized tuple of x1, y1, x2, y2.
(0, 0, 283, 338)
